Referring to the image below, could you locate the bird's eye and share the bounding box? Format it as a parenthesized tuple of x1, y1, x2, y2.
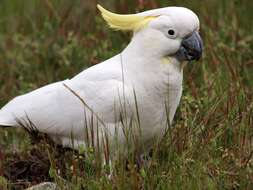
(168, 29, 175, 36)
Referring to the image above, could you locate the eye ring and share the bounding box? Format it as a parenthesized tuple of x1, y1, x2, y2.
(168, 29, 175, 36)
(167, 28, 177, 39)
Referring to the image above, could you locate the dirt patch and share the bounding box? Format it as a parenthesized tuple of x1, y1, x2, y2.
(1, 132, 81, 190)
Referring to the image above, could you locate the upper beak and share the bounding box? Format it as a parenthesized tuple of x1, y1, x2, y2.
(176, 31, 203, 61)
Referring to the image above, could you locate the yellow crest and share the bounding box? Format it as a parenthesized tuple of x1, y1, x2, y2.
(97, 5, 156, 32)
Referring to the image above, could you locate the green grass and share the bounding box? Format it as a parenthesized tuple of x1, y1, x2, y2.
(0, 0, 253, 189)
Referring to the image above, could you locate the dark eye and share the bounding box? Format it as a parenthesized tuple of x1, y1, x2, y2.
(168, 29, 175, 36)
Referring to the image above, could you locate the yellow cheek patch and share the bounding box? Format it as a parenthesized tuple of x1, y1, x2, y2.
(97, 4, 156, 32)
(161, 57, 172, 64)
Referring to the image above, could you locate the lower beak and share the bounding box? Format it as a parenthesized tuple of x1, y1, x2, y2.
(176, 31, 203, 61)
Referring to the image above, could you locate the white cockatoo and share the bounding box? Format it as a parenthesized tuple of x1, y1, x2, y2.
(0, 5, 202, 155)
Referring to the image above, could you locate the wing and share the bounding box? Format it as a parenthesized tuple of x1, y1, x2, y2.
(0, 55, 133, 140)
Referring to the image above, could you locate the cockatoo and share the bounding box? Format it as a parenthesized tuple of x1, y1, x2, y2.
(0, 5, 202, 155)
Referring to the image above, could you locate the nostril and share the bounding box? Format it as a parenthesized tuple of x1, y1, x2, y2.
(182, 43, 189, 50)
(187, 51, 195, 57)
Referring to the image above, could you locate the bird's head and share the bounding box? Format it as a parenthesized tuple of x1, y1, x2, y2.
(97, 5, 203, 62)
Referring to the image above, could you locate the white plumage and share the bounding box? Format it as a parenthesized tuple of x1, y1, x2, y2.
(0, 5, 202, 154)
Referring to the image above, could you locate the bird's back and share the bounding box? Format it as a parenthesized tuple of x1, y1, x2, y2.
(0, 55, 124, 138)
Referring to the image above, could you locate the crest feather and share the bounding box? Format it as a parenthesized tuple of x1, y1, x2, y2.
(97, 4, 156, 32)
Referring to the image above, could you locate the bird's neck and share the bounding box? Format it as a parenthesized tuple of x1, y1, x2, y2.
(121, 34, 183, 76)
(120, 34, 184, 125)
(122, 32, 182, 69)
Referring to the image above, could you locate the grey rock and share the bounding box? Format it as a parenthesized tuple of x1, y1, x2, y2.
(26, 182, 60, 190)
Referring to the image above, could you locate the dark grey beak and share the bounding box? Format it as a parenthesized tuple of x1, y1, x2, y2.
(176, 31, 203, 61)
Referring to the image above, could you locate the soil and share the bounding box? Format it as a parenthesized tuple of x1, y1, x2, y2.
(0, 132, 80, 190)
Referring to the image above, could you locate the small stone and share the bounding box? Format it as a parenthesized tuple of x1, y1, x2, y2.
(26, 182, 60, 190)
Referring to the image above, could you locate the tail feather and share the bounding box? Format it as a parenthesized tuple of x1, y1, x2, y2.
(0, 120, 15, 127)
(0, 122, 13, 127)
(0, 111, 17, 127)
